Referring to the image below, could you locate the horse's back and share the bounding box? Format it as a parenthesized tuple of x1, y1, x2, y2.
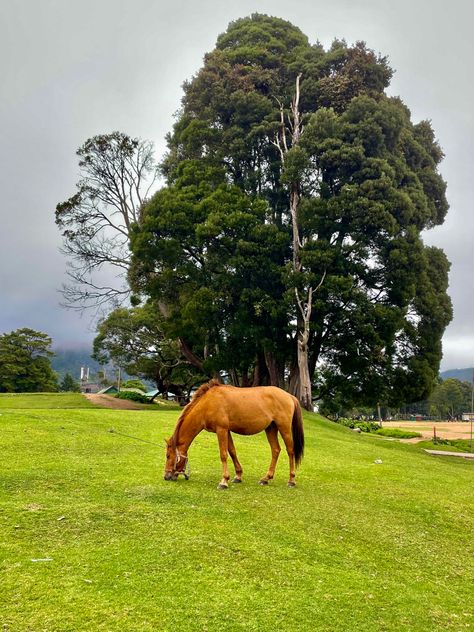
(201, 384, 295, 435)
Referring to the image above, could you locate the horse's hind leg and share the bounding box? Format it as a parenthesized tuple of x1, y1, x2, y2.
(277, 425, 296, 487)
(228, 432, 243, 483)
(259, 422, 281, 485)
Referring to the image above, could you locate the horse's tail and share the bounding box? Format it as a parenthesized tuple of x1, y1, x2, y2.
(291, 398, 305, 467)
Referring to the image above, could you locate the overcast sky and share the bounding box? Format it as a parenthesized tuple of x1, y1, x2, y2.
(1, 0, 472, 370)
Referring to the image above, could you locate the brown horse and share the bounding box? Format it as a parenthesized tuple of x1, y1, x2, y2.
(164, 380, 304, 489)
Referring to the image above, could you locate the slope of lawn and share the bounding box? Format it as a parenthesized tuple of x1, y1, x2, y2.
(0, 396, 473, 631)
(0, 392, 97, 409)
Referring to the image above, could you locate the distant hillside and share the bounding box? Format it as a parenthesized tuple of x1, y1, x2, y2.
(51, 348, 103, 380)
(440, 367, 474, 383)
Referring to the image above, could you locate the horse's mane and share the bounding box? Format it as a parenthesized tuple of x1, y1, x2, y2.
(171, 379, 221, 447)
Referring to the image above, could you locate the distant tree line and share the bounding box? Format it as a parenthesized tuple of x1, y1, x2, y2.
(326, 377, 473, 420)
(0, 328, 81, 393)
(401, 378, 473, 420)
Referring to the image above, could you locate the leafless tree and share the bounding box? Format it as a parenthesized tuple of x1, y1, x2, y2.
(55, 131, 158, 311)
(273, 76, 325, 410)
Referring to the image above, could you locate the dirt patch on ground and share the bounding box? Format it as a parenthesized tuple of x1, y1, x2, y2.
(84, 393, 147, 410)
(384, 421, 474, 441)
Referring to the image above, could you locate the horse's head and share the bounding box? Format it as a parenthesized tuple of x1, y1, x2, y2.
(164, 438, 189, 481)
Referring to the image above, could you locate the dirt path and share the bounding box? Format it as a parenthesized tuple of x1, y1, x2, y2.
(84, 393, 147, 410)
(384, 421, 474, 441)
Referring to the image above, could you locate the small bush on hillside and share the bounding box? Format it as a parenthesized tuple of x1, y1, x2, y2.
(115, 391, 150, 404)
(334, 418, 381, 433)
(121, 379, 147, 392)
(432, 437, 451, 445)
(375, 428, 422, 439)
(419, 438, 473, 452)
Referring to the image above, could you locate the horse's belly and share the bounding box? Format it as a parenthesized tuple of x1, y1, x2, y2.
(228, 416, 271, 435)
(229, 424, 266, 436)
(203, 419, 269, 435)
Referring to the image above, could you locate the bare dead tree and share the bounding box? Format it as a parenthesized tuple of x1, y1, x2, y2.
(273, 75, 326, 410)
(55, 131, 158, 311)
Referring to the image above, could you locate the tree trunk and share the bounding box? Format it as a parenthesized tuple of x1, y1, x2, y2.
(264, 349, 281, 387)
(274, 74, 316, 411)
(241, 367, 251, 387)
(297, 319, 313, 411)
(252, 352, 270, 386)
(229, 368, 240, 386)
(178, 338, 204, 371)
(288, 360, 300, 397)
(154, 374, 165, 396)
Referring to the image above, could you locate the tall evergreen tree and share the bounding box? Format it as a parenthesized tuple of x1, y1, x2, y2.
(59, 373, 81, 392)
(130, 14, 451, 409)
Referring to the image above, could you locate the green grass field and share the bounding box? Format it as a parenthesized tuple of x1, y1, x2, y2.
(1, 393, 473, 631)
(0, 392, 99, 409)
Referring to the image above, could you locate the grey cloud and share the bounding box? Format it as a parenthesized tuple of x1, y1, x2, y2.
(1, 0, 473, 370)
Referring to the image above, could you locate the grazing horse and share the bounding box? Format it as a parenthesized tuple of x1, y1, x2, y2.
(164, 380, 304, 489)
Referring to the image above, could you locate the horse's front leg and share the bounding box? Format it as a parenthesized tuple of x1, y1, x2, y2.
(227, 432, 243, 483)
(216, 427, 230, 490)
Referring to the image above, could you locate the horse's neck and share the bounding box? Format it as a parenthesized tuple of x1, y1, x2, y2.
(176, 411, 202, 452)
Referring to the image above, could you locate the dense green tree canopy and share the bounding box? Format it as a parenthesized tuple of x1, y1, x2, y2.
(130, 14, 451, 408)
(0, 328, 58, 393)
(93, 304, 203, 399)
(392, 377, 473, 420)
(429, 378, 472, 419)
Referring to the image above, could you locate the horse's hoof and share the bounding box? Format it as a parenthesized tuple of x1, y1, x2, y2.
(287, 481, 296, 488)
(232, 478, 242, 483)
(217, 483, 228, 490)
(259, 479, 269, 486)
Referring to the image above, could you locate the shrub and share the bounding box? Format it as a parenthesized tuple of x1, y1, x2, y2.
(115, 391, 150, 404)
(375, 428, 422, 439)
(121, 379, 147, 392)
(333, 418, 381, 433)
(415, 438, 473, 453)
(356, 421, 382, 433)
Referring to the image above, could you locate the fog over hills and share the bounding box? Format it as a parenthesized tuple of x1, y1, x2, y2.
(51, 348, 103, 380)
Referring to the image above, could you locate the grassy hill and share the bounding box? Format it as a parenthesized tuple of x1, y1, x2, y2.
(1, 393, 473, 631)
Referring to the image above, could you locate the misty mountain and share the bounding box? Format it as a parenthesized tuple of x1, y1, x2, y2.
(51, 348, 105, 380)
(440, 367, 474, 383)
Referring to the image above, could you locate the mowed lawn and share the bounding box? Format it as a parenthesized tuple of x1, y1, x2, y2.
(1, 394, 473, 632)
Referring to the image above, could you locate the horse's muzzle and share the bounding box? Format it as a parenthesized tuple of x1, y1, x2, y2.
(164, 471, 178, 481)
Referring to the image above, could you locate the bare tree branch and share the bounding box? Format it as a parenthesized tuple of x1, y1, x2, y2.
(55, 132, 158, 310)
